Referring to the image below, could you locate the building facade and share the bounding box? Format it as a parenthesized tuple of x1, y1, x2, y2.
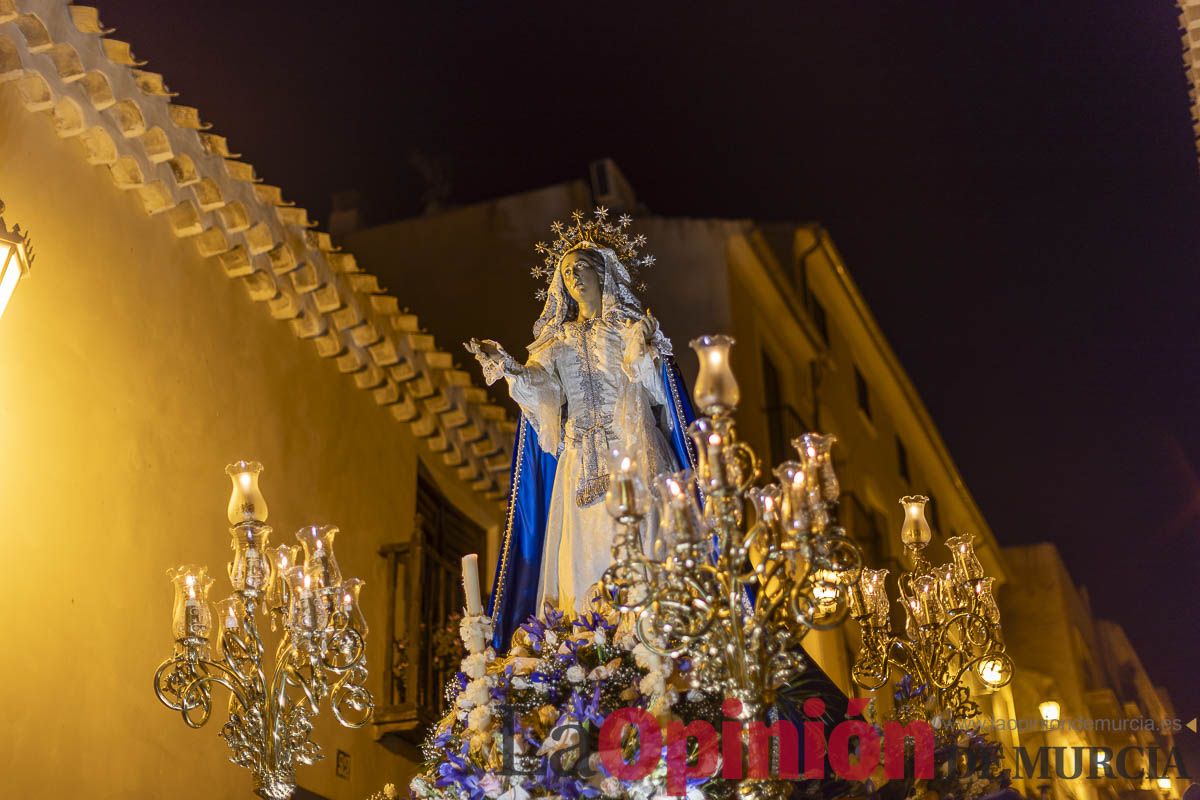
(0, 2, 505, 796)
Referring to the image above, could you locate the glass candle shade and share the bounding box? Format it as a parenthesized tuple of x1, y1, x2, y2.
(935, 562, 971, 613)
(913, 574, 944, 625)
(946, 533, 985, 580)
(228, 523, 272, 596)
(899, 495, 932, 548)
(169, 564, 214, 642)
(266, 544, 299, 613)
(812, 568, 841, 613)
(226, 461, 268, 525)
(604, 446, 649, 520)
(688, 417, 730, 493)
(296, 525, 342, 589)
(859, 567, 890, 628)
(216, 596, 245, 659)
(1039, 700, 1061, 724)
(748, 483, 782, 538)
(689, 335, 739, 415)
(652, 468, 704, 562)
(773, 462, 809, 532)
(794, 433, 839, 504)
(339, 577, 368, 637)
(973, 576, 1001, 623)
(286, 565, 327, 634)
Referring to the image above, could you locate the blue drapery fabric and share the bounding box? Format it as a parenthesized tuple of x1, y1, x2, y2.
(486, 356, 697, 651)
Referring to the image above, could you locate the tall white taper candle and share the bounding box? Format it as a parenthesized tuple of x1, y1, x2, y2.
(462, 553, 483, 616)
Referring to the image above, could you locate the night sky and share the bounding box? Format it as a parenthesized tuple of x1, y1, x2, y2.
(108, 0, 1199, 766)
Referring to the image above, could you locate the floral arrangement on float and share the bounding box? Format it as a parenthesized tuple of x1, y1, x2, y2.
(406, 597, 732, 800)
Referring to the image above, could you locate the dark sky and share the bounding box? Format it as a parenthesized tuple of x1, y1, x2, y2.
(108, 0, 1199, 764)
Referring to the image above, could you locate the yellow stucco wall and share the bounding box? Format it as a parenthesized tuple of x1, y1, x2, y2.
(0, 86, 495, 797)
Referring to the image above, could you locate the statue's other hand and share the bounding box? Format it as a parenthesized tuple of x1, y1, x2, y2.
(637, 310, 658, 343)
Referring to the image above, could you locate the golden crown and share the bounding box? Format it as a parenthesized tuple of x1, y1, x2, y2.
(530, 207, 655, 300)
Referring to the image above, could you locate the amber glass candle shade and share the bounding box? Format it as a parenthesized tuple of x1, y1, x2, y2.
(226, 461, 268, 525)
(899, 495, 932, 547)
(689, 335, 739, 415)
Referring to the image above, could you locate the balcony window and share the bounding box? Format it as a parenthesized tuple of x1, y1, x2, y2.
(854, 366, 871, 421)
(374, 475, 485, 744)
(896, 435, 910, 483)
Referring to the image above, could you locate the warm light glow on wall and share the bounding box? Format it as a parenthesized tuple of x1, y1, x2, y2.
(0, 201, 34, 322)
(1039, 699, 1061, 723)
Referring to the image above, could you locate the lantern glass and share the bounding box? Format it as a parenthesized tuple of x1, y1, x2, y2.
(169, 564, 214, 642)
(228, 524, 272, 596)
(651, 468, 704, 562)
(899, 495, 932, 547)
(226, 461, 268, 524)
(296, 525, 342, 589)
(946, 532, 985, 580)
(286, 565, 327, 633)
(339, 577, 368, 637)
(689, 335, 739, 415)
(603, 445, 649, 520)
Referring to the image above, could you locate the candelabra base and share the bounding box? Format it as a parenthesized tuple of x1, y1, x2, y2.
(254, 769, 297, 800)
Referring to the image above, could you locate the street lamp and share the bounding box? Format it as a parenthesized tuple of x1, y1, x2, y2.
(0, 200, 34, 321)
(1039, 700, 1061, 725)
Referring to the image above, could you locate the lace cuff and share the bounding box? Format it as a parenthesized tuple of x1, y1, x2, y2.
(469, 340, 523, 386)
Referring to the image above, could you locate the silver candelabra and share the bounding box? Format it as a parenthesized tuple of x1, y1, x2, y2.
(153, 461, 373, 799)
(602, 335, 863, 799)
(848, 495, 1012, 723)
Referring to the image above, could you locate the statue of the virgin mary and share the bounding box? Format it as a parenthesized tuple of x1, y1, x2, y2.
(467, 209, 696, 651)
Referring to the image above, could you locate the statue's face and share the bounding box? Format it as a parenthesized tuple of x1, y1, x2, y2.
(560, 251, 602, 309)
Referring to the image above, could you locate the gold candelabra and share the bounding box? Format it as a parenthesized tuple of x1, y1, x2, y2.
(848, 495, 1012, 723)
(602, 335, 863, 797)
(153, 461, 374, 799)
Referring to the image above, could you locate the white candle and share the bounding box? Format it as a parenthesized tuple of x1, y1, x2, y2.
(462, 554, 483, 616)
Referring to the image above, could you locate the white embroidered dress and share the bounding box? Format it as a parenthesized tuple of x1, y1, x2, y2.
(496, 313, 675, 614)
(473, 243, 683, 616)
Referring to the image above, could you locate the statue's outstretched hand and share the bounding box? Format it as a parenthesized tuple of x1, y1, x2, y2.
(465, 338, 504, 361)
(465, 339, 513, 386)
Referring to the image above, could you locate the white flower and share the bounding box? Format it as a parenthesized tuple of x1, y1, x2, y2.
(457, 677, 490, 710)
(631, 642, 661, 672)
(600, 777, 622, 796)
(537, 719, 581, 757)
(459, 615, 494, 651)
(462, 653, 488, 680)
(566, 665, 586, 683)
(498, 784, 530, 800)
(544, 630, 559, 647)
(639, 670, 665, 697)
(594, 628, 607, 646)
(468, 704, 493, 732)
(511, 676, 530, 691)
